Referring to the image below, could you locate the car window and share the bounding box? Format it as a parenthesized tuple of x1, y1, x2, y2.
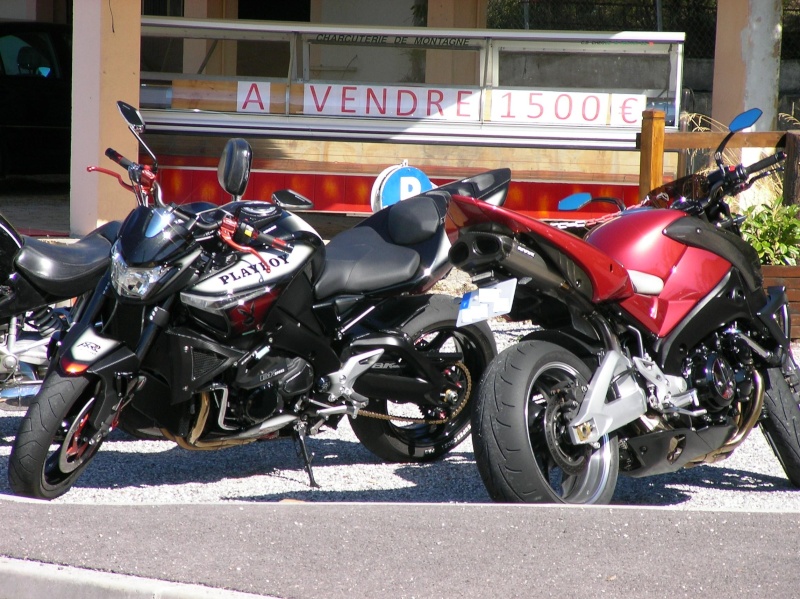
(0, 32, 60, 78)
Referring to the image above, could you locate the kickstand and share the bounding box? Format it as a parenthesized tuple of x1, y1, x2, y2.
(293, 424, 320, 488)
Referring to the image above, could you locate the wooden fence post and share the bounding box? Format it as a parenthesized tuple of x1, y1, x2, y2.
(783, 130, 800, 206)
(639, 109, 665, 200)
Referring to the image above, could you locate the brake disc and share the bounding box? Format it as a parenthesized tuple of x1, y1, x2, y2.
(543, 386, 590, 476)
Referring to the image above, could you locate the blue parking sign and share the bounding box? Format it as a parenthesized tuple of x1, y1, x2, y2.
(370, 162, 434, 212)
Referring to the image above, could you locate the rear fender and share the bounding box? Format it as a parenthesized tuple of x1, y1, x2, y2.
(520, 329, 602, 368)
(358, 294, 452, 332)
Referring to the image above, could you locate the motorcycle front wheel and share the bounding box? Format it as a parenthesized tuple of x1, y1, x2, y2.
(761, 354, 800, 487)
(472, 340, 619, 505)
(8, 372, 104, 499)
(349, 294, 496, 462)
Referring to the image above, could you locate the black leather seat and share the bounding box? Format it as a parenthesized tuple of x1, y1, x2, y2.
(15, 220, 120, 297)
(313, 191, 448, 299)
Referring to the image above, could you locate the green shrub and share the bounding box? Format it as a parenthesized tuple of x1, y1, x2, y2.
(740, 196, 800, 266)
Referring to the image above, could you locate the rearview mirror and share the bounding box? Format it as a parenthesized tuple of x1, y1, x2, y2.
(557, 193, 593, 211)
(715, 108, 763, 167)
(116, 100, 158, 169)
(117, 101, 145, 132)
(272, 189, 314, 210)
(729, 108, 762, 133)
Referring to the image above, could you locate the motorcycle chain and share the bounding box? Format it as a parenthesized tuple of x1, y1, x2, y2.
(358, 362, 472, 424)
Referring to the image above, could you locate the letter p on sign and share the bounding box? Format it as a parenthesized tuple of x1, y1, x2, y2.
(370, 163, 435, 211)
(400, 176, 423, 200)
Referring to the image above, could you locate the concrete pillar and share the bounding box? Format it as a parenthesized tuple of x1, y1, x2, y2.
(426, 0, 488, 85)
(711, 0, 782, 131)
(70, 1, 141, 236)
(183, 0, 237, 77)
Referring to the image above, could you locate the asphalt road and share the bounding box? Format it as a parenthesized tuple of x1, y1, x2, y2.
(0, 498, 799, 598)
(2, 404, 800, 599)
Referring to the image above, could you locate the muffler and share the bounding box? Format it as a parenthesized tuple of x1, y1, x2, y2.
(0, 381, 41, 411)
(449, 231, 566, 291)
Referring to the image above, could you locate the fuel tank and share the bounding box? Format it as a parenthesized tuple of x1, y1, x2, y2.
(585, 209, 687, 279)
(180, 211, 323, 338)
(585, 208, 732, 337)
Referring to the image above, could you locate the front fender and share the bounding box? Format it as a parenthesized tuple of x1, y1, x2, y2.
(56, 325, 141, 432)
(58, 325, 123, 374)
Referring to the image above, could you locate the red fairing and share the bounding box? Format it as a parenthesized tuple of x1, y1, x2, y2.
(586, 209, 733, 337)
(585, 209, 687, 280)
(449, 195, 634, 303)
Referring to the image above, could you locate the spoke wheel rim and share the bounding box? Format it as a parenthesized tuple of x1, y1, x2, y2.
(524, 361, 614, 504)
(47, 397, 97, 481)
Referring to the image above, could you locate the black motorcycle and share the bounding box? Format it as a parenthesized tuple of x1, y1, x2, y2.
(8, 101, 500, 499)
(0, 210, 117, 408)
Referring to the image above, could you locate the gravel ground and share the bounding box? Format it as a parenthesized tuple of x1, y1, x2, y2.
(1, 273, 800, 511)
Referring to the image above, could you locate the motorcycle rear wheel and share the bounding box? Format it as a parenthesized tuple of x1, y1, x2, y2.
(349, 294, 496, 462)
(761, 355, 800, 487)
(473, 340, 619, 505)
(8, 372, 104, 499)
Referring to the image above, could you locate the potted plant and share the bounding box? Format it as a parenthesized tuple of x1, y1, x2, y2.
(740, 195, 800, 336)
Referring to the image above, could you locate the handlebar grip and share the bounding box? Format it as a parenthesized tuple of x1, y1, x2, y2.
(256, 231, 293, 252)
(105, 147, 135, 170)
(745, 151, 785, 176)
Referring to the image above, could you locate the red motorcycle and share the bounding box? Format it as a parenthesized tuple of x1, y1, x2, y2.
(447, 108, 799, 504)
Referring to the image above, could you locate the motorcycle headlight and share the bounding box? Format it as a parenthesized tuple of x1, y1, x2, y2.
(111, 247, 173, 300)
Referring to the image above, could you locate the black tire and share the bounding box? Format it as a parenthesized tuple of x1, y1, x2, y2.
(473, 340, 619, 505)
(349, 294, 496, 462)
(761, 355, 800, 487)
(8, 372, 104, 499)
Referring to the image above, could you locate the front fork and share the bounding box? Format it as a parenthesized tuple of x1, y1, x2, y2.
(55, 278, 174, 443)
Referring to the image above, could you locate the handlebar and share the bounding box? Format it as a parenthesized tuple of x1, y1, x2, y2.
(105, 147, 134, 170)
(234, 220, 294, 252)
(745, 151, 786, 176)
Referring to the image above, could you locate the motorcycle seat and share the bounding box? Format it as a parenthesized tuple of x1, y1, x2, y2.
(313, 191, 448, 299)
(14, 220, 120, 298)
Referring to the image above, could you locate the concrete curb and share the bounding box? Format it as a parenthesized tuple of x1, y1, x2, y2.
(0, 558, 274, 599)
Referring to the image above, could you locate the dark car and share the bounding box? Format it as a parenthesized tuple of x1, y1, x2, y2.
(0, 21, 71, 176)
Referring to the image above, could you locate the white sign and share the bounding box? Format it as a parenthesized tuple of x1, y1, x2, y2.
(303, 83, 481, 120)
(490, 89, 646, 127)
(234, 81, 648, 128)
(237, 82, 271, 113)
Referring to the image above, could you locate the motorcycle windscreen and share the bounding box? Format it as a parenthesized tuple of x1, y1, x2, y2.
(117, 206, 193, 266)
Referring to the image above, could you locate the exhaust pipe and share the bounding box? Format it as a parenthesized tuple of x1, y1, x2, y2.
(0, 381, 41, 411)
(449, 231, 566, 291)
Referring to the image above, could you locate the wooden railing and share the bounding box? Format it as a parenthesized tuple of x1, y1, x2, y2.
(637, 109, 795, 201)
